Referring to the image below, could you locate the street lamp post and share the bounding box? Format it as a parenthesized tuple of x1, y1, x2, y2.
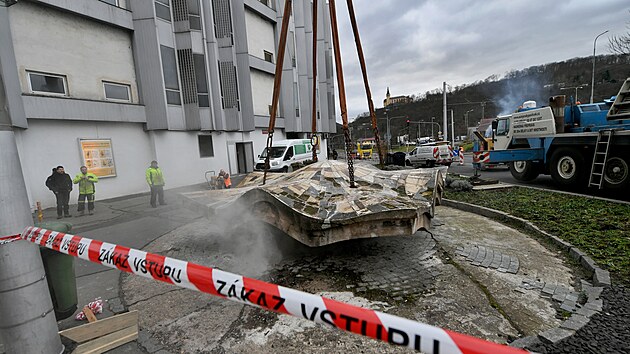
(379, 113, 406, 151)
(591, 30, 609, 104)
(443, 82, 448, 141)
(464, 109, 474, 129)
(560, 85, 587, 103)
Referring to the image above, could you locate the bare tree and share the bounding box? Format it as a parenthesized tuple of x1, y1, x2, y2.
(608, 13, 630, 55)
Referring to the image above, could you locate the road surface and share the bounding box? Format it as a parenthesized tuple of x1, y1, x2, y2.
(448, 163, 630, 202)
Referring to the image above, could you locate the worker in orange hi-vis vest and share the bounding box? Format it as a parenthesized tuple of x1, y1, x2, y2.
(219, 169, 232, 189)
(459, 146, 465, 165)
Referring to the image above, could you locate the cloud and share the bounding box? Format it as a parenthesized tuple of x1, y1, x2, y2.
(330, 0, 630, 120)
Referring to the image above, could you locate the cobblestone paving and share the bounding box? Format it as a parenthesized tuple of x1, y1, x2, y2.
(273, 231, 440, 302)
(455, 244, 520, 273)
(517, 279, 584, 313)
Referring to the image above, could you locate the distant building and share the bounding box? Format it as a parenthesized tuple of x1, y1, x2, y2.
(383, 87, 411, 107)
(0, 0, 336, 208)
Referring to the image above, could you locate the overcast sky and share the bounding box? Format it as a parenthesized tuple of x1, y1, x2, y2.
(331, 0, 630, 120)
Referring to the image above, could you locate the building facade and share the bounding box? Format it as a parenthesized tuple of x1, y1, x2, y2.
(0, 0, 336, 208)
(383, 87, 411, 107)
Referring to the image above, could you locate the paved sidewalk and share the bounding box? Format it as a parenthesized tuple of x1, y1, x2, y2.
(52, 188, 206, 353)
(1, 184, 216, 353)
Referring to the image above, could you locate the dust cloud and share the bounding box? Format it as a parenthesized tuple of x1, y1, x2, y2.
(200, 197, 308, 279)
(494, 77, 548, 115)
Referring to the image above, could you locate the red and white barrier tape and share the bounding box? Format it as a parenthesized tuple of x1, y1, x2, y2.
(1, 228, 529, 354)
(0, 234, 21, 245)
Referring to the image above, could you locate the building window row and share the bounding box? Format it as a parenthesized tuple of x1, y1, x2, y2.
(27, 71, 131, 102)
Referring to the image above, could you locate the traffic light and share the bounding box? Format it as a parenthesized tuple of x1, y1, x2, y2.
(406, 120, 410, 127)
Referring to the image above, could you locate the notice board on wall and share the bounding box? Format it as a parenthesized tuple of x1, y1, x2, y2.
(79, 139, 116, 177)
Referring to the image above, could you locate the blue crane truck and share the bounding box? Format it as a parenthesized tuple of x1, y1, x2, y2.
(472, 78, 630, 190)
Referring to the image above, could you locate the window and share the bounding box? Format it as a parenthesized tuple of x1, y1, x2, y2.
(496, 119, 509, 136)
(257, 0, 275, 9)
(263, 50, 273, 63)
(188, 0, 202, 30)
(165, 91, 181, 105)
(218, 61, 239, 109)
(101, 0, 120, 6)
(193, 54, 209, 107)
(283, 146, 294, 161)
(160, 45, 181, 105)
(212, 0, 233, 40)
(103, 82, 131, 102)
(155, 0, 171, 21)
(28, 71, 67, 95)
(198, 135, 214, 157)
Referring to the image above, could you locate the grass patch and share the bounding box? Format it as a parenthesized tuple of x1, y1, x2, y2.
(446, 187, 630, 282)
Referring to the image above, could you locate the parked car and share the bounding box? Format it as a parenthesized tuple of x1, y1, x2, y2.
(405, 141, 453, 167)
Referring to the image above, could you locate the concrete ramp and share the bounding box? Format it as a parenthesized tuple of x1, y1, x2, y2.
(180, 161, 445, 247)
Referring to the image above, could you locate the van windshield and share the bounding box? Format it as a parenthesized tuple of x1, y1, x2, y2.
(260, 146, 287, 159)
(360, 144, 372, 149)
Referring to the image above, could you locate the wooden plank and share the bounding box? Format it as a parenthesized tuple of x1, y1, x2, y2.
(59, 311, 138, 343)
(83, 306, 98, 323)
(72, 324, 138, 354)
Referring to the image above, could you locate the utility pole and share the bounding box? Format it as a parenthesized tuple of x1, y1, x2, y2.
(0, 5, 63, 348)
(0, 132, 63, 354)
(450, 109, 454, 143)
(443, 81, 448, 141)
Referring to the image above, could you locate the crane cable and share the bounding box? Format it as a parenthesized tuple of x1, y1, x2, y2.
(346, 0, 384, 167)
(262, 0, 292, 185)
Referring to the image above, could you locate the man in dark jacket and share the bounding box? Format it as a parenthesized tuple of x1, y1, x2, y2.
(46, 166, 73, 219)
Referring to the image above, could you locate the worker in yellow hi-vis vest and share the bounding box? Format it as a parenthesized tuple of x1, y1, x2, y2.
(146, 160, 166, 208)
(73, 166, 98, 215)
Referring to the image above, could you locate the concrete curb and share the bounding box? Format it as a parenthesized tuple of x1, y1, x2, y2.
(441, 198, 610, 348)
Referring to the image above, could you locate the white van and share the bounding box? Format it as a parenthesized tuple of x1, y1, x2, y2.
(255, 139, 318, 172)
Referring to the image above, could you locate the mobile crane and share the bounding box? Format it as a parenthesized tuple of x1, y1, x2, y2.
(473, 78, 630, 190)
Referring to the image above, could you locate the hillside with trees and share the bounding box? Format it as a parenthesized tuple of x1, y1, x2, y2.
(344, 54, 630, 145)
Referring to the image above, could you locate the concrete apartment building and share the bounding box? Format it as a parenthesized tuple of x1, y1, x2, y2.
(0, 0, 336, 209)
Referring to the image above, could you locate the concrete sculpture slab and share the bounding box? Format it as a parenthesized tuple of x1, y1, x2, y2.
(180, 161, 446, 247)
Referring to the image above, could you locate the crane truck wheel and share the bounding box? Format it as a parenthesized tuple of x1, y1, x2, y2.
(549, 148, 586, 188)
(509, 161, 540, 181)
(603, 156, 629, 189)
